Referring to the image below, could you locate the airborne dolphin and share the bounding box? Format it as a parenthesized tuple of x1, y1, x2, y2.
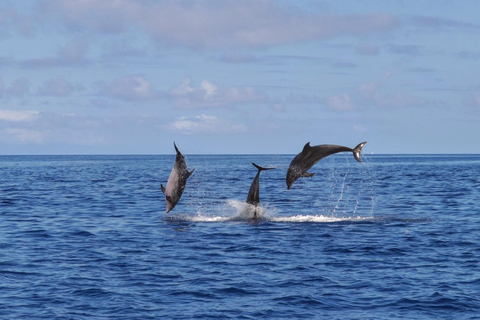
(161, 142, 195, 213)
(286, 141, 366, 189)
(246, 163, 275, 218)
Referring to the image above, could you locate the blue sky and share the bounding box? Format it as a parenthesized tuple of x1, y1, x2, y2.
(1, 0, 479, 154)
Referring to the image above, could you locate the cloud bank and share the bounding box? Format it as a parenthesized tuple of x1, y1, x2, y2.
(39, 0, 399, 49)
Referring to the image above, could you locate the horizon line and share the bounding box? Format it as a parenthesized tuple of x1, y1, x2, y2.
(1, 153, 480, 156)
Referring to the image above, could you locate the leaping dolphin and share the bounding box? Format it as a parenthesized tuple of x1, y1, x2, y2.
(246, 163, 275, 219)
(286, 141, 366, 189)
(161, 142, 195, 213)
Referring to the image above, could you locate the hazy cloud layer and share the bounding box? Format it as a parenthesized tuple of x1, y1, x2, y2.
(21, 39, 90, 68)
(38, 0, 399, 49)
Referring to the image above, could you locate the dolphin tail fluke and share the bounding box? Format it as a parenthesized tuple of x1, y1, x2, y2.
(302, 172, 315, 178)
(161, 184, 166, 195)
(353, 141, 367, 163)
(252, 162, 276, 171)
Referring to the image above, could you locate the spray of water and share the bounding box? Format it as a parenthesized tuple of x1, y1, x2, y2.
(166, 153, 376, 223)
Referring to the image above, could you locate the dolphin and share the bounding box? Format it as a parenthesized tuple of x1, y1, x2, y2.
(246, 163, 275, 218)
(286, 141, 366, 189)
(161, 142, 195, 213)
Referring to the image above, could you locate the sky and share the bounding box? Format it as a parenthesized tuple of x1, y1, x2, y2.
(1, 0, 480, 155)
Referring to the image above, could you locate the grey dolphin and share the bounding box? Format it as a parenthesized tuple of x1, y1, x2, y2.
(246, 163, 275, 219)
(286, 141, 366, 189)
(161, 142, 195, 213)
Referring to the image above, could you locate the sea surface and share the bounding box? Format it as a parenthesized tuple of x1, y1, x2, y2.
(1, 154, 479, 319)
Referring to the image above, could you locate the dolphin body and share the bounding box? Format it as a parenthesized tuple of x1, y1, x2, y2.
(161, 143, 195, 213)
(286, 141, 366, 189)
(246, 163, 275, 218)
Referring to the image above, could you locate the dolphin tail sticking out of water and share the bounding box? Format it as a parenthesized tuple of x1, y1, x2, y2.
(352, 141, 367, 163)
(246, 162, 275, 219)
(161, 142, 195, 213)
(286, 141, 366, 189)
(252, 162, 276, 173)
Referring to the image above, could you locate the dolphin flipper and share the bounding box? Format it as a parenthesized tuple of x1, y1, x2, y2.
(186, 168, 195, 179)
(161, 184, 166, 195)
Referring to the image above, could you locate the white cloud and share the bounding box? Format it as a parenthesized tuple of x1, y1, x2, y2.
(40, 0, 399, 49)
(328, 93, 355, 111)
(101, 76, 154, 100)
(169, 114, 247, 134)
(0, 110, 39, 122)
(200, 80, 217, 97)
(170, 77, 266, 109)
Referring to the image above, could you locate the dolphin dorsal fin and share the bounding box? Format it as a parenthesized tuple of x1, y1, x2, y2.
(302, 142, 311, 153)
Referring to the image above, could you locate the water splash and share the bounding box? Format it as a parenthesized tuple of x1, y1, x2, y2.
(309, 153, 375, 218)
(167, 153, 376, 223)
(165, 199, 376, 223)
(166, 199, 272, 222)
(269, 215, 374, 223)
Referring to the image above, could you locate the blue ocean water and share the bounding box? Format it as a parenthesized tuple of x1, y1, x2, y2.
(1, 154, 479, 319)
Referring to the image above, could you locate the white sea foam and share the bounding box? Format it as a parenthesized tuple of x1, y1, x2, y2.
(269, 215, 374, 223)
(166, 199, 373, 223)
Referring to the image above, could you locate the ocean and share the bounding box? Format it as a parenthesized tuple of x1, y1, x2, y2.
(1, 154, 479, 319)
